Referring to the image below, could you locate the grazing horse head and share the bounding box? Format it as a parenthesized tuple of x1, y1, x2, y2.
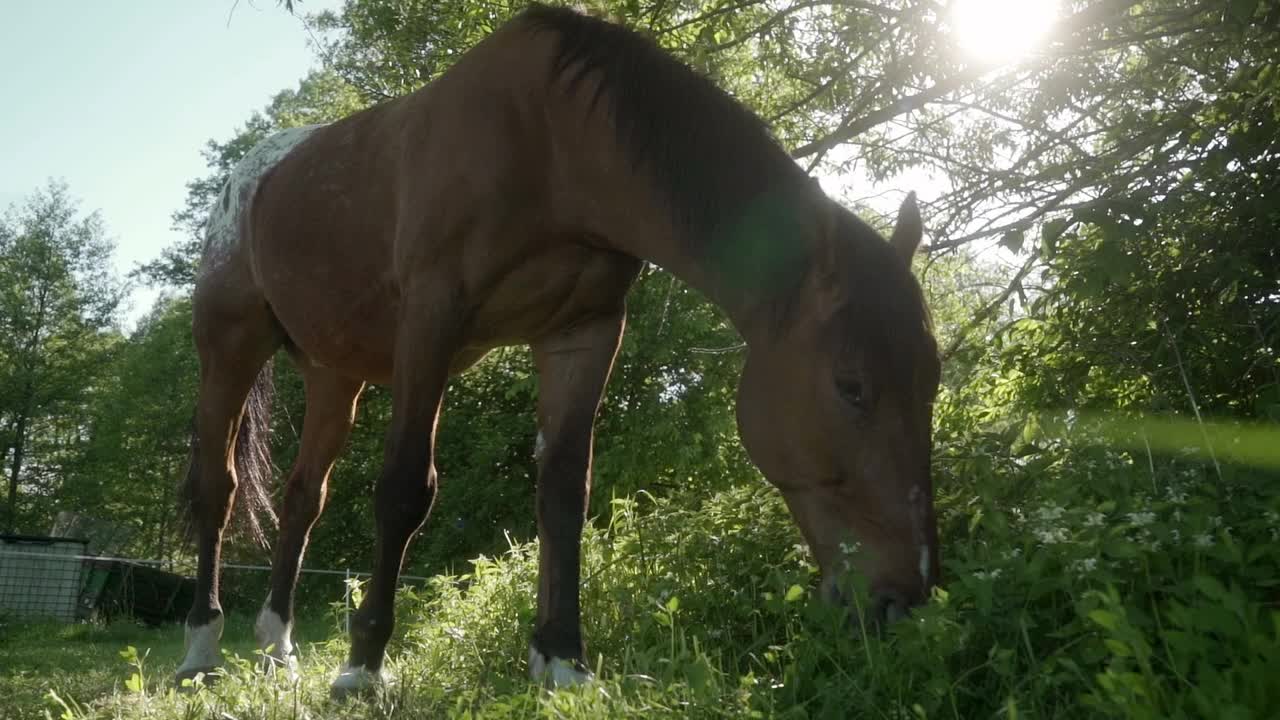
(734, 192, 940, 626)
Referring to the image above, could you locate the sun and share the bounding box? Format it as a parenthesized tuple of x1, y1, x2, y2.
(950, 0, 1060, 65)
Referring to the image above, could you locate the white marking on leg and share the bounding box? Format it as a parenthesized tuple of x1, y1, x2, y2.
(254, 593, 298, 678)
(919, 544, 931, 588)
(529, 645, 593, 688)
(199, 124, 324, 278)
(331, 663, 389, 697)
(176, 614, 225, 679)
(908, 483, 932, 587)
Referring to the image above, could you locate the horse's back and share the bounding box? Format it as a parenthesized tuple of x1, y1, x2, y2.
(202, 13, 637, 383)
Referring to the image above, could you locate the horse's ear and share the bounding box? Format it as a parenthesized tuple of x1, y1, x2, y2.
(890, 191, 923, 267)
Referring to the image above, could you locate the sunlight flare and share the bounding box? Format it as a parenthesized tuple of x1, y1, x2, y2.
(950, 0, 1060, 65)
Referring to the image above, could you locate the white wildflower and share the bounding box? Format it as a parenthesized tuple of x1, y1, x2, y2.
(1084, 512, 1106, 528)
(1036, 504, 1065, 522)
(1170, 529, 1181, 544)
(1194, 533, 1214, 548)
(974, 569, 1003, 581)
(1071, 558, 1098, 574)
(1127, 512, 1156, 527)
(1034, 527, 1069, 545)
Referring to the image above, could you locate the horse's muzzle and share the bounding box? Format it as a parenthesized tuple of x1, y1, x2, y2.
(819, 574, 918, 632)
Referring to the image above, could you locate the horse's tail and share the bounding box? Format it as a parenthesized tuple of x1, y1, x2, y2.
(179, 361, 279, 551)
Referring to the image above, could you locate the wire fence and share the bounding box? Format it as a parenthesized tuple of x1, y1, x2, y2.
(0, 537, 88, 622)
(0, 539, 427, 628)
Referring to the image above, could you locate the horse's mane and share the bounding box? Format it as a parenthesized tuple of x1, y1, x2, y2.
(519, 5, 931, 348)
(520, 4, 812, 246)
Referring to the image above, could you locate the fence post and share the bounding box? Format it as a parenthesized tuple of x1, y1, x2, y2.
(343, 568, 351, 634)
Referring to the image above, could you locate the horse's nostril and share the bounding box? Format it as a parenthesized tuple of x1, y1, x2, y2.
(884, 599, 908, 624)
(820, 574, 847, 607)
(873, 591, 912, 625)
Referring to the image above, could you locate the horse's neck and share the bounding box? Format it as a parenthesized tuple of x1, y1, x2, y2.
(591, 172, 816, 345)
(599, 211, 767, 341)
(539, 75, 817, 342)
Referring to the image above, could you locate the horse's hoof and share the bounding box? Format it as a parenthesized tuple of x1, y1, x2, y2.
(173, 668, 219, 692)
(529, 647, 594, 689)
(176, 616, 225, 691)
(259, 653, 300, 683)
(329, 663, 387, 700)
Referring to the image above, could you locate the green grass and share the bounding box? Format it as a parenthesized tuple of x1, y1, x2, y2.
(0, 613, 339, 720)
(0, 619, 179, 719)
(5, 446, 1280, 719)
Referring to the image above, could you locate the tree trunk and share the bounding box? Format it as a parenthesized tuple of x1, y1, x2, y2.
(6, 279, 49, 534)
(0, 421, 10, 531)
(6, 410, 28, 533)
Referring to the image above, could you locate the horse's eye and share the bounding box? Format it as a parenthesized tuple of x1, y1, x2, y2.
(837, 377, 865, 408)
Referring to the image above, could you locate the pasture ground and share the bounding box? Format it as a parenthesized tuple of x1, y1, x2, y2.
(2, 465, 1278, 719)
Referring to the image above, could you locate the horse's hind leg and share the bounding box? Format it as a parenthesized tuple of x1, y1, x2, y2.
(175, 297, 282, 686)
(255, 367, 364, 674)
(528, 311, 627, 688)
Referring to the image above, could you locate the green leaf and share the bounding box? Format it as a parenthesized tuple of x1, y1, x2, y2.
(1088, 609, 1119, 631)
(1042, 218, 1068, 257)
(784, 584, 805, 602)
(1193, 575, 1227, 601)
(1228, 0, 1258, 23)
(1000, 229, 1026, 254)
(1103, 639, 1132, 657)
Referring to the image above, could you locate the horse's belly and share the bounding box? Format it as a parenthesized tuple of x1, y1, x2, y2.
(257, 247, 400, 383)
(274, 283, 398, 382)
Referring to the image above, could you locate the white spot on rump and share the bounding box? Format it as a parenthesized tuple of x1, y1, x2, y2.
(199, 124, 324, 278)
(177, 614, 225, 677)
(529, 646, 593, 688)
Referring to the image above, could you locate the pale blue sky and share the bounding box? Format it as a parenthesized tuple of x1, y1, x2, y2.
(0, 0, 343, 325)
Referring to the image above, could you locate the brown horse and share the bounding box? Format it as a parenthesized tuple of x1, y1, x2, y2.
(174, 3, 941, 696)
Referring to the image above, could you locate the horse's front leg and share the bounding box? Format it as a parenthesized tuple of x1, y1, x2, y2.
(330, 287, 459, 699)
(528, 310, 627, 688)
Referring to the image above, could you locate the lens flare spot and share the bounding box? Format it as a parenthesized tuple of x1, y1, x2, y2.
(951, 0, 1059, 65)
